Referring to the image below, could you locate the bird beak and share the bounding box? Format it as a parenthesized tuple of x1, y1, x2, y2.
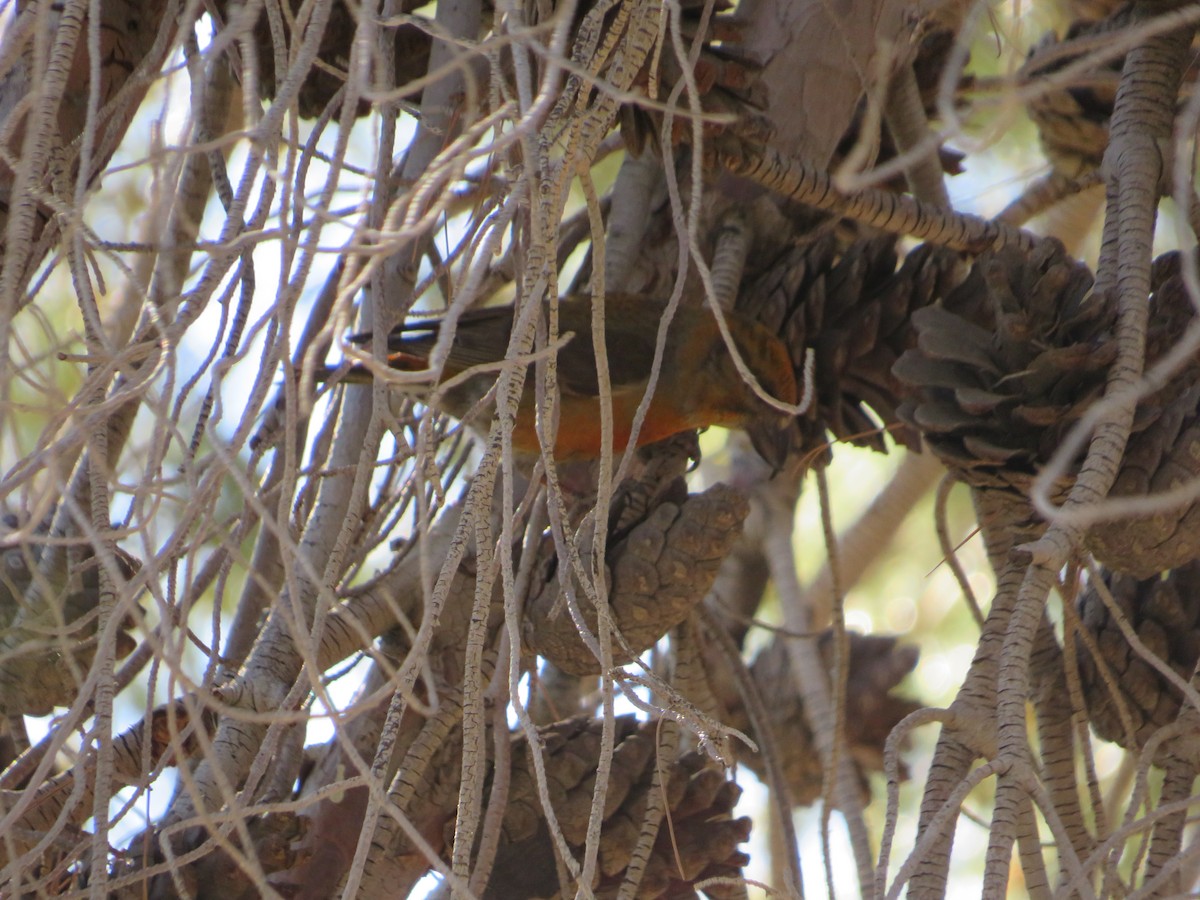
(746, 416, 795, 471)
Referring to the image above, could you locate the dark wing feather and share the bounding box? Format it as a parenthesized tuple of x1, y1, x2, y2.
(352, 297, 670, 397)
(551, 298, 663, 397)
(350, 307, 518, 371)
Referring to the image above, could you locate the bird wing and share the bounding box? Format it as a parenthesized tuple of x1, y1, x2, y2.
(347, 307, 517, 373)
(354, 298, 668, 398)
(553, 298, 662, 398)
(393, 307, 516, 371)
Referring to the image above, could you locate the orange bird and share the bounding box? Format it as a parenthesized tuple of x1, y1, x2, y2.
(325, 294, 798, 462)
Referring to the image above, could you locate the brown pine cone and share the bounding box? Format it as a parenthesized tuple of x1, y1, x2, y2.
(739, 234, 960, 467)
(1085, 253, 1200, 576)
(480, 716, 752, 899)
(525, 483, 749, 676)
(619, 0, 769, 156)
(894, 239, 1111, 495)
(210, 0, 433, 120)
(722, 631, 921, 806)
(1022, 8, 1200, 179)
(225, 0, 749, 141)
(895, 242, 1200, 527)
(1086, 378, 1200, 576)
(1076, 563, 1200, 754)
(1021, 13, 1128, 177)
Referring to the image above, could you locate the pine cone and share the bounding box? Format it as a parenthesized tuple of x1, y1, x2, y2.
(212, 0, 432, 120)
(525, 483, 749, 676)
(894, 239, 1111, 495)
(1085, 254, 1200, 576)
(1076, 563, 1200, 754)
(1022, 13, 1127, 177)
(1023, 8, 1198, 178)
(725, 631, 921, 806)
(619, 0, 769, 156)
(224, 0, 740, 132)
(481, 716, 752, 899)
(895, 241, 1200, 532)
(740, 235, 960, 466)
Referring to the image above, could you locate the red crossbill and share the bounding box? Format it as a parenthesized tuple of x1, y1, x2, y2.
(322, 294, 798, 462)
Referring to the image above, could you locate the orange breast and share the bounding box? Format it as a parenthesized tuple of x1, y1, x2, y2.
(503, 389, 699, 461)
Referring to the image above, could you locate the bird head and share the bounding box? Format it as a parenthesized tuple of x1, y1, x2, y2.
(719, 320, 798, 418)
(717, 319, 799, 469)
